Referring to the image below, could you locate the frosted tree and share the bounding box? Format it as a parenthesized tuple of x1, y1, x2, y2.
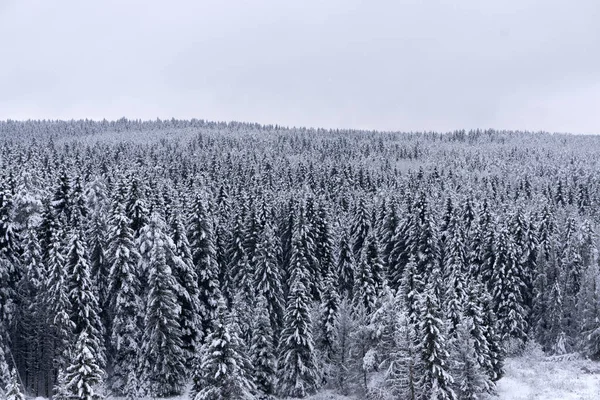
(318, 270, 341, 365)
(336, 229, 356, 298)
(277, 222, 321, 398)
(189, 194, 222, 343)
(137, 213, 187, 397)
(4, 368, 25, 400)
(106, 205, 142, 397)
(450, 319, 492, 400)
(351, 198, 371, 259)
(193, 297, 256, 400)
(169, 212, 202, 365)
(491, 225, 528, 343)
(383, 296, 419, 400)
(44, 223, 74, 372)
(353, 245, 378, 315)
(62, 332, 104, 400)
(250, 295, 277, 398)
(417, 280, 456, 400)
(253, 221, 284, 335)
(66, 225, 105, 369)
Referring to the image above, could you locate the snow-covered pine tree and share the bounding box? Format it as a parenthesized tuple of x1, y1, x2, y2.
(353, 244, 378, 315)
(125, 177, 149, 238)
(4, 368, 25, 400)
(44, 220, 74, 374)
(66, 223, 105, 369)
(491, 224, 528, 344)
(382, 293, 419, 400)
(351, 198, 371, 260)
(277, 220, 321, 398)
(363, 231, 385, 294)
(169, 211, 202, 366)
(336, 228, 356, 298)
(250, 294, 277, 399)
(416, 279, 456, 400)
(193, 297, 256, 400)
(253, 220, 284, 336)
(318, 269, 341, 366)
(189, 194, 222, 343)
(450, 319, 492, 400)
(62, 331, 104, 400)
(332, 297, 355, 396)
(137, 213, 187, 397)
(106, 205, 142, 397)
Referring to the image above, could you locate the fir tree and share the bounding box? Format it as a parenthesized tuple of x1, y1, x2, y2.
(66, 225, 105, 369)
(277, 231, 321, 398)
(138, 213, 187, 397)
(106, 206, 142, 397)
(189, 194, 222, 343)
(254, 221, 284, 335)
(450, 319, 492, 400)
(491, 225, 528, 343)
(250, 295, 277, 399)
(417, 280, 456, 400)
(336, 229, 356, 298)
(5, 368, 25, 400)
(62, 332, 104, 400)
(193, 297, 256, 400)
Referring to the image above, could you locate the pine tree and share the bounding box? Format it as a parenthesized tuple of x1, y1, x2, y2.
(450, 319, 492, 400)
(106, 206, 142, 397)
(351, 198, 371, 259)
(383, 295, 419, 400)
(277, 230, 321, 398)
(417, 280, 456, 400)
(44, 222, 73, 372)
(62, 332, 104, 400)
(317, 269, 340, 373)
(189, 194, 222, 343)
(4, 368, 25, 400)
(250, 295, 277, 399)
(138, 213, 187, 397)
(353, 245, 378, 315)
(254, 221, 284, 336)
(491, 225, 528, 343)
(329, 297, 353, 395)
(66, 225, 105, 369)
(193, 297, 256, 400)
(169, 212, 202, 366)
(336, 229, 355, 298)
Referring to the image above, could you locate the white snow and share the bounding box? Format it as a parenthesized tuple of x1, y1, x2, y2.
(497, 354, 600, 400)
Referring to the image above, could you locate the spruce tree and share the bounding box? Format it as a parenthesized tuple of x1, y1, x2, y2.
(62, 332, 104, 400)
(66, 225, 105, 369)
(189, 194, 222, 343)
(138, 213, 187, 397)
(193, 297, 256, 400)
(450, 319, 492, 400)
(5, 368, 25, 400)
(254, 221, 284, 335)
(106, 206, 142, 397)
(417, 280, 456, 400)
(336, 229, 356, 298)
(250, 295, 277, 399)
(491, 225, 528, 343)
(169, 212, 202, 366)
(277, 225, 320, 398)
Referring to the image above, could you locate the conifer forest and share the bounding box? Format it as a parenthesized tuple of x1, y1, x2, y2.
(2, 119, 600, 400)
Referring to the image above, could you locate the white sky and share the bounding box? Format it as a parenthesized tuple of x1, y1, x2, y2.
(1, 0, 599, 134)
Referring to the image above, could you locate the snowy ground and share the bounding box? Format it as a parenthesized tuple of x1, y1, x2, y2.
(497, 354, 600, 400)
(28, 357, 600, 400)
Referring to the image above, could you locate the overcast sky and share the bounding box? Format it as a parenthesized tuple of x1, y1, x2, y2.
(1, 0, 599, 134)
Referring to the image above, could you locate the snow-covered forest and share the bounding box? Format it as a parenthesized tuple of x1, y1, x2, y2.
(1, 119, 600, 400)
